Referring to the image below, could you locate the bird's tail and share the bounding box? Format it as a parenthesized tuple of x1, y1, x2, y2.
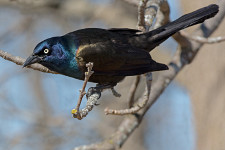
(130, 4, 219, 51)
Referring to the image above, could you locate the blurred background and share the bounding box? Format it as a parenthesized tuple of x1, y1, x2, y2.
(0, 0, 224, 150)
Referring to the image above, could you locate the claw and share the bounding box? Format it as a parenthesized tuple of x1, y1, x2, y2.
(86, 87, 101, 99)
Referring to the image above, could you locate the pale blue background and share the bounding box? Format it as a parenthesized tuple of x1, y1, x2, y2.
(0, 0, 195, 149)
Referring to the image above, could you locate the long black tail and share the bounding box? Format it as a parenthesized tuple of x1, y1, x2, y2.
(130, 4, 219, 51)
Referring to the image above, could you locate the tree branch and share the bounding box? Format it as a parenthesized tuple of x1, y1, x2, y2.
(1, 0, 224, 149)
(74, 0, 225, 149)
(181, 31, 225, 44)
(120, 0, 139, 6)
(127, 76, 140, 108)
(104, 0, 165, 116)
(137, 0, 149, 30)
(0, 50, 57, 74)
(71, 62, 94, 120)
(104, 73, 152, 115)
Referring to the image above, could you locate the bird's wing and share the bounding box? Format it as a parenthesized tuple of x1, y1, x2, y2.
(75, 34, 168, 76)
(107, 28, 141, 35)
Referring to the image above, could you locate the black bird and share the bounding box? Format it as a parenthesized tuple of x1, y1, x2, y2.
(23, 4, 219, 87)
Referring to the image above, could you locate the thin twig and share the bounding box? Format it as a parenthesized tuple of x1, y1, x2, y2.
(0, 0, 223, 148)
(120, 0, 139, 6)
(0, 49, 98, 120)
(72, 89, 101, 120)
(181, 31, 225, 44)
(105, 73, 152, 115)
(71, 62, 94, 120)
(127, 0, 154, 109)
(104, 0, 157, 115)
(0, 50, 57, 74)
(153, 0, 170, 29)
(128, 76, 141, 108)
(74, 0, 225, 149)
(144, 3, 157, 30)
(137, 0, 149, 31)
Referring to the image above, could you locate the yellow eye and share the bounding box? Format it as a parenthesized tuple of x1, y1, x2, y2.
(44, 49, 49, 54)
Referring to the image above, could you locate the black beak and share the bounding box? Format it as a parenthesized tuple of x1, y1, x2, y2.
(23, 54, 42, 68)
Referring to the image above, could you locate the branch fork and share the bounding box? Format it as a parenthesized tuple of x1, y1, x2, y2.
(71, 62, 94, 120)
(104, 73, 152, 115)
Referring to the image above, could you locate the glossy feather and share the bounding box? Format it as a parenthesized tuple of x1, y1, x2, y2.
(23, 4, 219, 85)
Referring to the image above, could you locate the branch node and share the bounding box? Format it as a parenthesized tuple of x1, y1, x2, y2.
(72, 62, 95, 120)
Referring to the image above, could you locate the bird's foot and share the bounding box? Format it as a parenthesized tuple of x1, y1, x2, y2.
(86, 87, 101, 99)
(72, 86, 101, 120)
(95, 84, 121, 97)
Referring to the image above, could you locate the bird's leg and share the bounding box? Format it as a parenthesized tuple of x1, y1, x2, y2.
(72, 62, 94, 120)
(71, 87, 101, 120)
(90, 83, 121, 97)
(72, 83, 121, 120)
(86, 87, 101, 103)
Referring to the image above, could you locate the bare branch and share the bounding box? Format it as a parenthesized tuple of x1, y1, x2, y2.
(104, 73, 152, 115)
(150, 0, 170, 29)
(120, 0, 139, 6)
(103, 0, 170, 116)
(137, 0, 170, 31)
(181, 31, 225, 44)
(137, 0, 149, 30)
(0, 50, 57, 74)
(74, 115, 140, 150)
(72, 62, 94, 120)
(104, 0, 156, 115)
(1, 0, 224, 149)
(128, 76, 141, 108)
(72, 90, 101, 120)
(74, 0, 225, 149)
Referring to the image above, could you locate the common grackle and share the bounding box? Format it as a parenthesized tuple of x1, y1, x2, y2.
(23, 4, 218, 87)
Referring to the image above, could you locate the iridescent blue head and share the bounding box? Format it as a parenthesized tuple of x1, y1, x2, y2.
(23, 36, 82, 79)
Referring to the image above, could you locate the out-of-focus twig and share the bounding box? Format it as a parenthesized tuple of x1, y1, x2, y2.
(104, 0, 170, 116)
(181, 31, 225, 44)
(74, 0, 225, 149)
(150, 0, 170, 29)
(104, 0, 155, 115)
(137, 0, 149, 30)
(0, 50, 57, 74)
(128, 76, 140, 108)
(120, 0, 139, 6)
(104, 73, 152, 115)
(2, 0, 63, 8)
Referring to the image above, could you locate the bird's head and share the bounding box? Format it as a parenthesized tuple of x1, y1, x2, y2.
(23, 37, 72, 72)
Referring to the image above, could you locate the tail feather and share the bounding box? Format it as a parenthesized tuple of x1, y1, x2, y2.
(130, 4, 219, 51)
(164, 4, 218, 28)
